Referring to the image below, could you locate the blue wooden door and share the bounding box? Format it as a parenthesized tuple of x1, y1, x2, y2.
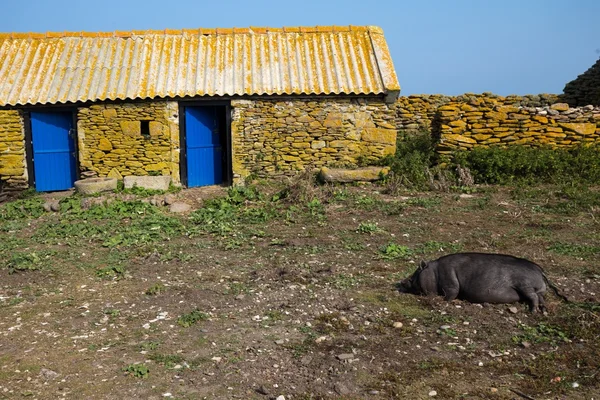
(30, 112, 77, 192)
(185, 107, 223, 187)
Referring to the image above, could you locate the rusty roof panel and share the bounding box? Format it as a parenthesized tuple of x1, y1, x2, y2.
(0, 25, 400, 106)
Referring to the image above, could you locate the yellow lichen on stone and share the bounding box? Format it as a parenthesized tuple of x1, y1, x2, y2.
(103, 109, 117, 119)
(497, 105, 519, 114)
(485, 111, 508, 121)
(120, 121, 140, 136)
(444, 134, 477, 144)
(472, 134, 492, 141)
(98, 138, 113, 151)
(149, 121, 164, 137)
(362, 128, 396, 144)
(557, 122, 596, 135)
(107, 167, 123, 179)
(550, 103, 569, 111)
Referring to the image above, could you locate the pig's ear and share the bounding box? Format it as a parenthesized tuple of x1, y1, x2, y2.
(419, 260, 427, 270)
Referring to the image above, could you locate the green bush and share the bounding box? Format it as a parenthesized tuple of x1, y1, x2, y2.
(452, 144, 600, 185)
(380, 131, 436, 190)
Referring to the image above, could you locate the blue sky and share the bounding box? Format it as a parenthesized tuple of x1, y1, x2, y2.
(2, 0, 599, 96)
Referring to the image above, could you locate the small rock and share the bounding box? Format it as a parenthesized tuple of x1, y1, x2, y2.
(235, 294, 245, 301)
(440, 325, 451, 330)
(274, 339, 285, 345)
(300, 355, 312, 365)
(169, 202, 191, 213)
(276, 396, 286, 400)
(459, 194, 474, 199)
(43, 202, 52, 212)
(430, 346, 441, 352)
(393, 321, 403, 329)
(490, 387, 498, 393)
(429, 390, 437, 397)
(334, 382, 351, 395)
(149, 198, 158, 206)
(521, 341, 531, 348)
(508, 306, 519, 314)
(39, 368, 59, 380)
(164, 194, 176, 205)
(369, 390, 379, 395)
(572, 382, 580, 388)
(315, 336, 328, 343)
(255, 385, 269, 395)
(337, 353, 355, 361)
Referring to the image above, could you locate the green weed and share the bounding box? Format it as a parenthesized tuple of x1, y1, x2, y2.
(0, 197, 45, 220)
(548, 242, 600, 259)
(512, 323, 570, 346)
(148, 353, 185, 368)
(357, 221, 382, 234)
(416, 241, 463, 255)
(139, 341, 160, 351)
(379, 243, 413, 260)
(6, 251, 57, 274)
(145, 283, 165, 296)
(96, 265, 126, 280)
(331, 273, 361, 289)
(177, 309, 209, 327)
(123, 363, 149, 379)
(404, 197, 441, 208)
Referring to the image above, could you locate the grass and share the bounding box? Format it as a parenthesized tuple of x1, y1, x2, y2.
(6, 250, 57, 274)
(96, 265, 126, 280)
(356, 221, 383, 234)
(548, 242, 600, 259)
(177, 309, 209, 327)
(512, 323, 570, 346)
(123, 363, 149, 379)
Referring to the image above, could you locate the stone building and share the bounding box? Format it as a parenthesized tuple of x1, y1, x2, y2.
(0, 26, 400, 192)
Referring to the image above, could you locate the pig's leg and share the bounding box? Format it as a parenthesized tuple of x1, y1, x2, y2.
(518, 287, 540, 312)
(441, 275, 460, 301)
(537, 292, 546, 313)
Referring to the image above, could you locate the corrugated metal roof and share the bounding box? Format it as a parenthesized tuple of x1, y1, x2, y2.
(0, 26, 400, 106)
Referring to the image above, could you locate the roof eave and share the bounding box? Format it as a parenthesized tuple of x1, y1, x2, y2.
(368, 26, 401, 104)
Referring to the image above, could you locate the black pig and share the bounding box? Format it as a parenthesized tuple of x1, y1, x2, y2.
(397, 253, 559, 312)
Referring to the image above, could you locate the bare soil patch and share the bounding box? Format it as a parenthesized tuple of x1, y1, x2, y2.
(1, 183, 599, 399)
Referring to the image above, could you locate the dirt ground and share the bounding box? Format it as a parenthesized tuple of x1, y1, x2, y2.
(0, 182, 599, 399)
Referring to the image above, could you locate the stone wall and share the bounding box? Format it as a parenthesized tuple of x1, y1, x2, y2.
(77, 101, 180, 183)
(0, 110, 27, 190)
(230, 97, 397, 180)
(435, 102, 600, 154)
(394, 93, 559, 133)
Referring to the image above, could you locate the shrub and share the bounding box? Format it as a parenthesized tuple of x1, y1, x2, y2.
(380, 131, 437, 190)
(452, 144, 600, 185)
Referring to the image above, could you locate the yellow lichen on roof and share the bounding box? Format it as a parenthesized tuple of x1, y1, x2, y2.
(0, 25, 400, 106)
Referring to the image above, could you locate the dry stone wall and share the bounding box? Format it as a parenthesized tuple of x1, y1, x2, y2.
(0, 110, 27, 190)
(394, 93, 600, 154)
(77, 101, 180, 183)
(394, 93, 559, 133)
(230, 98, 397, 180)
(436, 102, 600, 154)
